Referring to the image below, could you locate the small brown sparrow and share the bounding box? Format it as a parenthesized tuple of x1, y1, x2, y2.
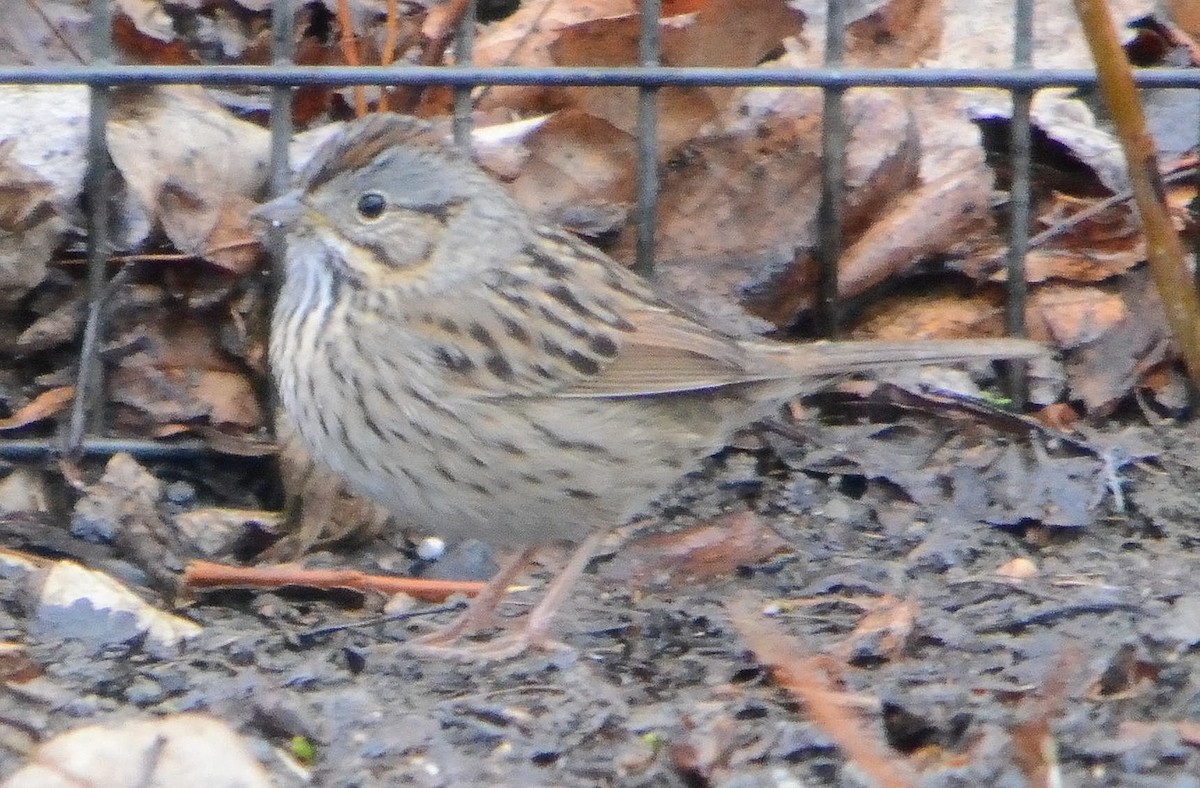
(254, 113, 1042, 659)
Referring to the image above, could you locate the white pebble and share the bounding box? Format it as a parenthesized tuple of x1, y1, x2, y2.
(416, 537, 445, 561)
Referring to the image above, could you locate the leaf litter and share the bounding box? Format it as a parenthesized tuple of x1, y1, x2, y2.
(0, 0, 1199, 784)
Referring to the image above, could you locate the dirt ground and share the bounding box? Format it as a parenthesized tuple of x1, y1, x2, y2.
(3, 397, 1200, 787)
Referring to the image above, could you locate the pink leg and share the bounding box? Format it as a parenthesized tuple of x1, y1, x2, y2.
(407, 529, 610, 661)
(409, 546, 537, 648)
(521, 528, 608, 648)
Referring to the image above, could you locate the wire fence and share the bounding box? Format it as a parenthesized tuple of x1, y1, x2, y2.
(0, 0, 1182, 461)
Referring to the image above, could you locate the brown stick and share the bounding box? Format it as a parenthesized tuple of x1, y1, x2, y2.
(336, 0, 368, 116)
(183, 560, 488, 603)
(1073, 0, 1200, 387)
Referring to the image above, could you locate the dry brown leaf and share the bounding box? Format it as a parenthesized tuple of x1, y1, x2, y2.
(851, 289, 1008, 345)
(0, 643, 41, 684)
(103, 300, 265, 435)
(191, 370, 263, 429)
(152, 423, 194, 438)
(504, 110, 637, 232)
(0, 140, 68, 304)
(110, 364, 212, 426)
(0, 386, 75, 432)
(1031, 270, 1171, 413)
(128, 316, 241, 373)
(110, 365, 263, 432)
(15, 295, 86, 355)
(845, 0, 943, 67)
(609, 512, 790, 588)
(838, 162, 994, 299)
(835, 596, 917, 662)
(471, 0, 636, 74)
(1027, 284, 1127, 349)
(551, 0, 806, 155)
(968, 194, 1144, 285)
(473, 0, 804, 158)
(112, 12, 198, 65)
(107, 86, 269, 268)
(1022, 248, 1143, 284)
(1034, 402, 1081, 432)
(199, 194, 262, 275)
(431, 0, 635, 114)
(630, 88, 917, 326)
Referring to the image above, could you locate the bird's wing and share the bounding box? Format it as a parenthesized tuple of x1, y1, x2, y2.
(396, 226, 1041, 401)
(552, 306, 792, 397)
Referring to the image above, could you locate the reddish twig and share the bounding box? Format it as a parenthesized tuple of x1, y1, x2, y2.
(387, 0, 474, 112)
(336, 0, 368, 116)
(729, 594, 917, 788)
(183, 560, 488, 603)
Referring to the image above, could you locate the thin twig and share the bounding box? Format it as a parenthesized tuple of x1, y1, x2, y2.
(336, 0, 368, 116)
(382, 0, 401, 64)
(1022, 164, 1196, 251)
(388, 0, 473, 112)
(22, 0, 85, 64)
(183, 560, 489, 603)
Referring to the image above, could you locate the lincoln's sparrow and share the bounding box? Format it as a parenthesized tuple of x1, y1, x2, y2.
(255, 113, 1042, 657)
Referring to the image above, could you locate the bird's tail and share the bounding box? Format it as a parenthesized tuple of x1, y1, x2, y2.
(773, 337, 1045, 378)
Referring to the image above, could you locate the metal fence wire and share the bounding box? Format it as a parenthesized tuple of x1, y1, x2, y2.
(1, 0, 1197, 462)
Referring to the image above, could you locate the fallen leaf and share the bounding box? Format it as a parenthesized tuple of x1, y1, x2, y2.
(846, 0, 943, 67)
(0, 140, 68, 304)
(838, 162, 994, 299)
(610, 511, 790, 588)
(7, 714, 269, 788)
(835, 596, 917, 662)
(505, 110, 636, 232)
(996, 557, 1039, 580)
(0, 386, 75, 431)
(631, 87, 917, 325)
(107, 86, 270, 267)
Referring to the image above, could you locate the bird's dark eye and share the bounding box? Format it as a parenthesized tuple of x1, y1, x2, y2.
(356, 192, 387, 220)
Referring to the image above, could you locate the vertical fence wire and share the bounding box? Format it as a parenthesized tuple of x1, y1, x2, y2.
(634, 0, 661, 277)
(452, 0, 477, 148)
(815, 0, 846, 338)
(264, 0, 295, 437)
(65, 0, 115, 454)
(1005, 0, 1035, 405)
(268, 0, 295, 202)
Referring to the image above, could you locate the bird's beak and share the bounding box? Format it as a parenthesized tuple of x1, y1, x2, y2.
(250, 190, 305, 232)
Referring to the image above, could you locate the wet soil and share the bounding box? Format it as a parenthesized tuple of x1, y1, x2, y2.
(4, 404, 1200, 786)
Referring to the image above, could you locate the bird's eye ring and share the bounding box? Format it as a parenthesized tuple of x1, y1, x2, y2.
(356, 192, 387, 221)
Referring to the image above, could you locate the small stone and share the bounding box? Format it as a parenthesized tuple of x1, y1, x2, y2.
(416, 536, 445, 561)
(164, 481, 196, 506)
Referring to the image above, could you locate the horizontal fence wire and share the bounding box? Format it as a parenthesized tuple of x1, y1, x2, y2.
(3, 8, 1176, 460)
(3, 64, 1200, 89)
